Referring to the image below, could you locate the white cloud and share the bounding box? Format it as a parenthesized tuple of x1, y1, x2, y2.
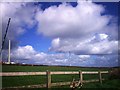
(36, 1, 118, 54)
(78, 55, 90, 59)
(11, 45, 35, 59)
(36, 1, 109, 38)
(49, 35, 118, 54)
(99, 34, 108, 40)
(10, 45, 68, 64)
(1, 2, 118, 67)
(1, 2, 118, 54)
(11, 45, 47, 60)
(50, 38, 60, 50)
(1, 2, 37, 40)
(10, 45, 118, 67)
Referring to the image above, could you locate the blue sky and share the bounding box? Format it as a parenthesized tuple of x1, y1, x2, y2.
(1, 1, 119, 67)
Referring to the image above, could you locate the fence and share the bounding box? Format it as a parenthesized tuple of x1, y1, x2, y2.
(1, 70, 109, 89)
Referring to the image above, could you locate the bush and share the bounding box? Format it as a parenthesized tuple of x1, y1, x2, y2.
(109, 68, 120, 79)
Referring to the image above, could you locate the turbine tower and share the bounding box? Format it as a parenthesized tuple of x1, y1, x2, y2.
(8, 40, 11, 64)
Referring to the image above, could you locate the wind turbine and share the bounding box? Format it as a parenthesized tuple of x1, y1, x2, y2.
(0, 18, 11, 64)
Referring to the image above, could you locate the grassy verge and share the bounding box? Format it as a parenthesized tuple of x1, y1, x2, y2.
(2, 65, 110, 72)
(52, 79, 120, 89)
(2, 65, 119, 89)
(2, 75, 46, 88)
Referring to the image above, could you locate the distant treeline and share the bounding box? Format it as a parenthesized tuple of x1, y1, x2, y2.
(2, 63, 119, 69)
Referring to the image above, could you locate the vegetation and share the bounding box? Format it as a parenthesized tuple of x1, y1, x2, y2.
(2, 65, 120, 89)
(52, 79, 120, 89)
(2, 64, 110, 72)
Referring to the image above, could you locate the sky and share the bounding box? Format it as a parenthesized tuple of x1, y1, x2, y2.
(1, 1, 119, 67)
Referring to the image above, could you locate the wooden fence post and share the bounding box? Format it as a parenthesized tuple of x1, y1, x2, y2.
(79, 70, 83, 85)
(46, 70, 51, 88)
(98, 71, 102, 84)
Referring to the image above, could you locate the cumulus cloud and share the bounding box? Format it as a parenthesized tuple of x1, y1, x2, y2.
(11, 45, 47, 60)
(7, 45, 118, 67)
(36, 1, 108, 38)
(49, 34, 118, 54)
(1, 2, 118, 67)
(10, 45, 67, 65)
(78, 55, 90, 59)
(50, 38, 60, 50)
(36, 1, 118, 54)
(1, 2, 37, 49)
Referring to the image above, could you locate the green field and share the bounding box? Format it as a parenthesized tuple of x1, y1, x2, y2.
(2, 65, 120, 89)
(2, 64, 110, 72)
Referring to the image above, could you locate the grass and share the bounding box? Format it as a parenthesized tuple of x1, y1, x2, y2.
(2, 75, 46, 87)
(2, 64, 110, 72)
(2, 65, 119, 89)
(52, 79, 120, 89)
(79, 79, 120, 89)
